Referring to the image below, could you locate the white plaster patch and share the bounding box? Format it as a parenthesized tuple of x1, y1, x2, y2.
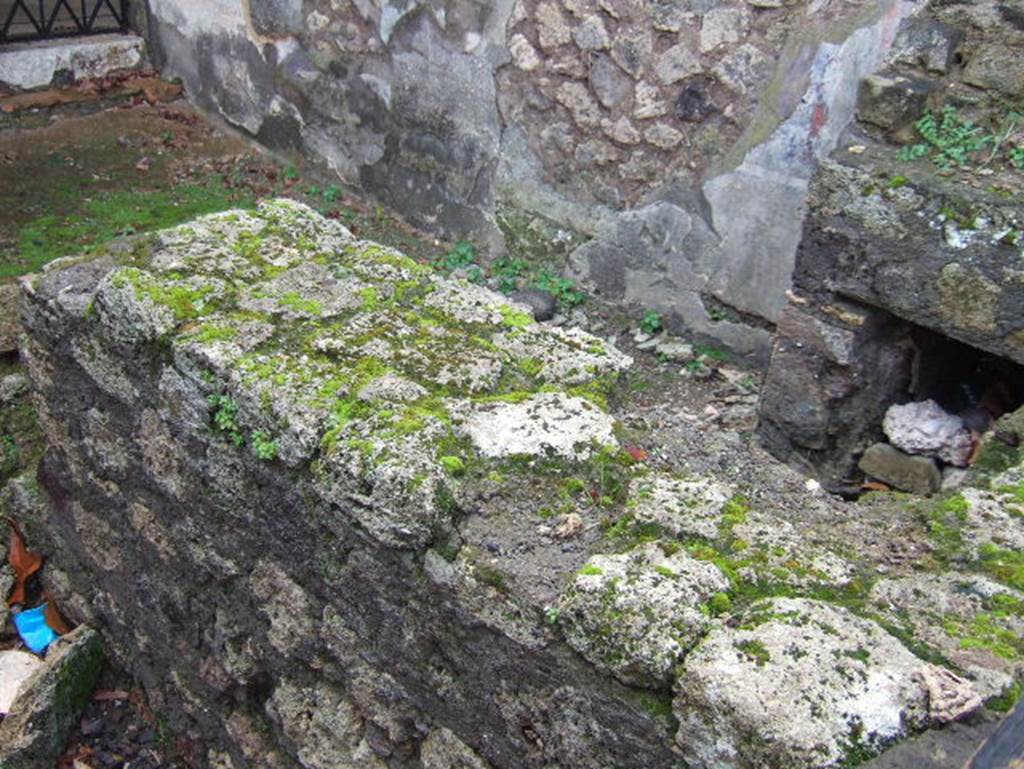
(149, 0, 246, 36)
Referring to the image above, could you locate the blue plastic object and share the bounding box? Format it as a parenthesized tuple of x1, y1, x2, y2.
(13, 605, 58, 654)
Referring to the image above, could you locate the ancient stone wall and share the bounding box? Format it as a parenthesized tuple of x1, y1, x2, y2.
(139, 0, 915, 360)
(758, 0, 1024, 486)
(17, 200, 1024, 769)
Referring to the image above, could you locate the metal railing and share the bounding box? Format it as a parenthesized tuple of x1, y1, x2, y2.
(0, 0, 128, 44)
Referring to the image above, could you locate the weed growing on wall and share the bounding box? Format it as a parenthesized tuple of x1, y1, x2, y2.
(899, 105, 1024, 171)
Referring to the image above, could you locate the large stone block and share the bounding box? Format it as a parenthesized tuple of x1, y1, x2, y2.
(758, 303, 914, 485)
(796, 150, 1024, 366)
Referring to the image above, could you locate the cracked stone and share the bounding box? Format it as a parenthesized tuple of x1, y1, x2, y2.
(700, 6, 751, 52)
(509, 34, 542, 71)
(535, 2, 572, 50)
(555, 81, 602, 127)
(602, 116, 642, 145)
(633, 81, 667, 119)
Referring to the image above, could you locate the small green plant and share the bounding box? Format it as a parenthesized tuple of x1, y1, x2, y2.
(533, 271, 585, 309)
(433, 241, 478, 273)
(284, 165, 300, 181)
(1, 434, 18, 475)
(898, 106, 992, 169)
(439, 455, 466, 475)
(208, 394, 244, 447)
(694, 344, 728, 362)
(735, 638, 771, 666)
(493, 255, 530, 293)
(321, 184, 342, 203)
(251, 431, 279, 460)
(709, 591, 732, 615)
(639, 310, 663, 335)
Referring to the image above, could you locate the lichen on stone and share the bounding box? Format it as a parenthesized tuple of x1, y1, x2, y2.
(673, 598, 963, 769)
(557, 542, 730, 686)
(81, 198, 633, 549)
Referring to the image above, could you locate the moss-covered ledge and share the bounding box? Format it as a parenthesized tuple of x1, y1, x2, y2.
(61, 199, 632, 549)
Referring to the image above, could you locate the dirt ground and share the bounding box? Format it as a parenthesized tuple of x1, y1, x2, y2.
(0, 90, 448, 284)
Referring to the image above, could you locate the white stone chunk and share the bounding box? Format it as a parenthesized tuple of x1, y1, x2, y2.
(883, 399, 973, 466)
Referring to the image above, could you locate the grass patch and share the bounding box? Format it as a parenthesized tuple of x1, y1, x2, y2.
(8, 183, 254, 279)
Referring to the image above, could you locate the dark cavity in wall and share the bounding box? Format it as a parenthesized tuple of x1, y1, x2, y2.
(758, 304, 1024, 497)
(907, 326, 1024, 435)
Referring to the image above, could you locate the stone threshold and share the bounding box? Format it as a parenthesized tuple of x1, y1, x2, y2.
(0, 33, 146, 91)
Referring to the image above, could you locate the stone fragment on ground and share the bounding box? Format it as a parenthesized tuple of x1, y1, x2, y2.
(0, 626, 103, 769)
(860, 442, 943, 495)
(884, 400, 973, 467)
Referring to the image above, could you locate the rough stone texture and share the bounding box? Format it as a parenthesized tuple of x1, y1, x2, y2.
(0, 650, 42, 716)
(883, 400, 973, 467)
(0, 34, 147, 90)
(16, 202, 698, 769)
(144, 0, 919, 357)
(859, 442, 942, 495)
(0, 282, 22, 353)
(629, 475, 732, 540)
(557, 543, 729, 686)
(761, 1, 1024, 484)
(456, 393, 619, 460)
(962, 43, 1024, 97)
(792, 152, 1024, 366)
(888, 17, 962, 75)
(674, 598, 953, 769)
(869, 573, 1024, 702)
(0, 627, 103, 769)
(0, 563, 12, 629)
(758, 302, 914, 486)
(420, 727, 493, 769)
(507, 288, 555, 321)
(566, 198, 772, 364)
(18, 203, 1024, 768)
(857, 74, 935, 133)
(267, 679, 388, 768)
